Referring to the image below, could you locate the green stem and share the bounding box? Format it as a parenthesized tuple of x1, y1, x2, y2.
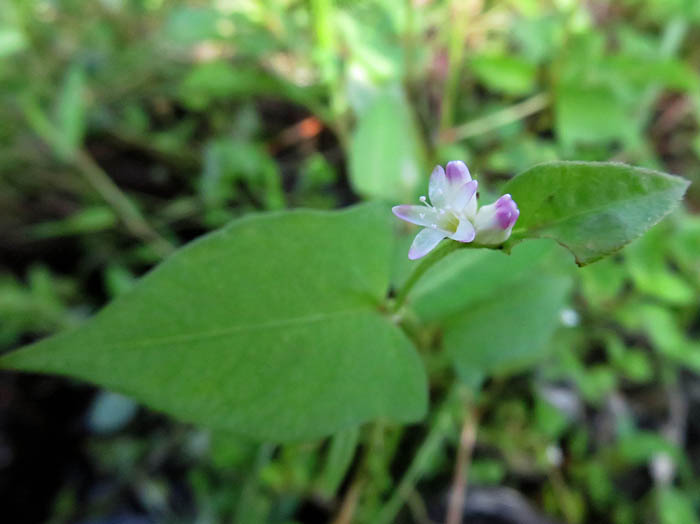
(441, 92, 550, 143)
(392, 240, 464, 312)
(374, 408, 452, 524)
(21, 95, 175, 258)
(439, 0, 470, 133)
(74, 151, 175, 257)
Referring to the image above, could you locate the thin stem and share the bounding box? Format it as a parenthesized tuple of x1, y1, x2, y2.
(440, 92, 550, 144)
(406, 488, 435, 524)
(438, 0, 475, 133)
(445, 406, 478, 524)
(234, 444, 274, 524)
(331, 479, 363, 524)
(374, 409, 452, 524)
(74, 151, 175, 257)
(329, 422, 384, 524)
(393, 240, 463, 312)
(547, 467, 578, 524)
(20, 95, 175, 257)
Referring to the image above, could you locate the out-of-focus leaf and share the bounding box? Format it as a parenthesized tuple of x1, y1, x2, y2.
(534, 394, 571, 439)
(163, 7, 221, 44)
(605, 336, 653, 383)
(555, 84, 630, 146)
(0, 204, 427, 442)
(620, 303, 700, 373)
(315, 427, 359, 498)
(295, 153, 338, 209)
(30, 207, 117, 239)
(349, 91, 423, 201)
(103, 265, 137, 299)
(179, 62, 323, 115)
(337, 10, 403, 81)
(444, 274, 571, 379)
(512, 15, 563, 63)
(658, 487, 700, 524)
(0, 28, 27, 57)
(602, 55, 699, 91)
(578, 463, 614, 508)
(610, 431, 683, 467)
(577, 366, 617, 404)
(469, 459, 506, 485)
(624, 0, 700, 24)
(485, 137, 558, 174)
(56, 63, 88, 159)
(470, 55, 537, 96)
(579, 257, 626, 307)
(625, 224, 694, 305)
(408, 239, 563, 322)
(502, 162, 690, 265)
(200, 139, 284, 222)
(670, 214, 700, 282)
(21, 75, 88, 162)
(0, 267, 80, 347)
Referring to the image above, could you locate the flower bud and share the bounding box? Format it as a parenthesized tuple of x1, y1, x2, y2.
(473, 194, 519, 245)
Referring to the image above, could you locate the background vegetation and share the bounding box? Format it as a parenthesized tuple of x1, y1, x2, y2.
(1, 0, 699, 523)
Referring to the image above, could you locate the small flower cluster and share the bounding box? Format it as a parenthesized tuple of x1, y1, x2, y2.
(392, 161, 519, 259)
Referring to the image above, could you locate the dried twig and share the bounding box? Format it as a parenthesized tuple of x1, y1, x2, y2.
(445, 409, 478, 524)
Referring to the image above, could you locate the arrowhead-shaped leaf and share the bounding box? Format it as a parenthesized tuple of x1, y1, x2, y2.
(502, 162, 689, 265)
(1, 204, 427, 442)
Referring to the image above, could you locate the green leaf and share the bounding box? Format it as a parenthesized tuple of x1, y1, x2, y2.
(178, 62, 323, 114)
(200, 139, 285, 221)
(503, 162, 690, 265)
(579, 257, 626, 307)
(56, 63, 88, 158)
(602, 55, 699, 92)
(658, 488, 700, 524)
(555, 84, 631, 146)
(611, 431, 683, 467)
(349, 91, 424, 201)
(1, 204, 427, 442)
(315, 427, 359, 498)
(625, 223, 694, 305)
(408, 239, 562, 322)
(0, 28, 27, 58)
(619, 303, 700, 373)
(470, 55, 537, 96)
(671, 213, 700, 280)
(444, 274, 571, 379)
(337, 10, 404, 81)
(163, 7, 221, 44)
(30, 206, 117, 239)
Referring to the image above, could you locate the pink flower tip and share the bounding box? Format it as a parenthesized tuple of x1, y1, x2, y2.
(494, 194, 519, 230)
(445, 161, 471, 184)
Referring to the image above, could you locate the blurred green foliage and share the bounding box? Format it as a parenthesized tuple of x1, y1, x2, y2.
(1, 0, 699, 523)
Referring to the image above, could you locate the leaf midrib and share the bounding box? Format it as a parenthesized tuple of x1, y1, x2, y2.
(87, 307, 373, 351)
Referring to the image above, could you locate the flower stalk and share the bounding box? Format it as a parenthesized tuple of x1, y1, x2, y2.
(392, 240, 463, 313)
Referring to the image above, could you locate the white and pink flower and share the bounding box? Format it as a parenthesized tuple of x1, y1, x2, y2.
(392, 161, 519, 259)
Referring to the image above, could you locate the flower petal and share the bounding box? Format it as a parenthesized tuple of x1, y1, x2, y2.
(448, 217, 475, 243)
(445, 161, 471, 185)
(474, 194, 520, 246)
(429, 165, 449, 208)
(494, 194, 519, 229)
(408, 228, 446, 260)
(448, 180, 478, 212)
(464, 188, 477, 219)
(392, 205, 441, 227)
